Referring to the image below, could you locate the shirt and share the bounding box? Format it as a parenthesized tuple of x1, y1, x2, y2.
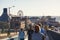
(40, 28, 46, 35)
(32, 32, 43, 40)
(19, 30, 25, 39)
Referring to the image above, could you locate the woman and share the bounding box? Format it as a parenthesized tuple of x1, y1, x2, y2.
(31, 25, 44, 40)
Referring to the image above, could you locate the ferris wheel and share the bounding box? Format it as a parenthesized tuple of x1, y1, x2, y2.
(17, 10, 23, 17)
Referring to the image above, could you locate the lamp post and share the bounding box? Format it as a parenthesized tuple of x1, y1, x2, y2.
(9, 6, 15, 16)
(8, 6, 15, 37)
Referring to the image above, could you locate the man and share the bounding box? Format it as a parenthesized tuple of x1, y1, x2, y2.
(19, 28, 25, 40)
(27, 24, 33, 40)
(31, 25, 43, 40)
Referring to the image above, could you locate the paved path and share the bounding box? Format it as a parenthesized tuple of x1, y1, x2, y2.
(2, 30, 60, 40)
(47, 30, 60, 40)
(0, 31, 28, 40)
(0, 32, 18, 39)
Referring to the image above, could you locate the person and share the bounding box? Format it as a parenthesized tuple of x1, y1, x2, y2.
(31, 25, 44, 40)
(40, 26, 46, 36)
(39, 23, 49, 40)
(41, 25, 47, 40)
(27, 24, 33, 40)
(38, 23, 46, 35)
(7, 28, 10, 37)
(44, 25, 49, 40)
(19, 28, 25, 40)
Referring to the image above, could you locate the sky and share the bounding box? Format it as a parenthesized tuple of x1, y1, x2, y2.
(0, 0, 60, 16)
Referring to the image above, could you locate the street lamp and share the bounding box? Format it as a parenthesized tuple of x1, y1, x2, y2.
(8, 6, 15, 37)
(8, 6, 15, 16)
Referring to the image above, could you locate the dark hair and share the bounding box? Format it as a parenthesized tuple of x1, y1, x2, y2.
(38, 23, 42, 26)
(21, 28, 23, 31)
(35, 25, 39, 33)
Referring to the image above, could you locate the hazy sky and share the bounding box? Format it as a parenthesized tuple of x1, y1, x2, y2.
(0, 0, 60, 16)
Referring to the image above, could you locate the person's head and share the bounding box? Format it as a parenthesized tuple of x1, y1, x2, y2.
(38, 23, 42, 28)
(35, 25, 40, 33)
(21, 28, 23, 31)
(44, 25, 48, 30)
